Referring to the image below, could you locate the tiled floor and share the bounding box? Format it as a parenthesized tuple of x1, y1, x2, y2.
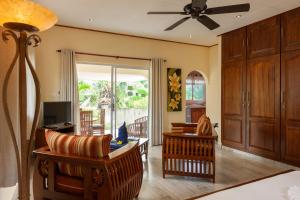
(1, 145, 298, 200)
(138, 145, 298, 200)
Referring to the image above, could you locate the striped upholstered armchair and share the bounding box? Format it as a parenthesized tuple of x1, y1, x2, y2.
(33, 130, 143, 200)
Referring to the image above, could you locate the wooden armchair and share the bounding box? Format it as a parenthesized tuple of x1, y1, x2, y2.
(162, 132, 217, 182)
(80, 110, 93, 135)
(92, 109, 105, 134)
(33, 142, 143, 200)
(127, 116, 148, 138)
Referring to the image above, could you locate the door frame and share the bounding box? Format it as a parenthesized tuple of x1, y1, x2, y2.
(111, 65, 150, 138)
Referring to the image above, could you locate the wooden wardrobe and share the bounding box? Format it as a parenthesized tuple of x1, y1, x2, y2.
(222, 7, 300, 166)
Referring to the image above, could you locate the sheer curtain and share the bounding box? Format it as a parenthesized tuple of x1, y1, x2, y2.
(59, 49, 80, 132)
(150, 58, 164, 145)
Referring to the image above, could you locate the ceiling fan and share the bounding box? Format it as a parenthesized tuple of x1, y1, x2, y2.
(147, 0, 250, 31)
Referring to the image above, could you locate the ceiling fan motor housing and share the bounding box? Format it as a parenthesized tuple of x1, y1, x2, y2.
(184, 3, 207, 18)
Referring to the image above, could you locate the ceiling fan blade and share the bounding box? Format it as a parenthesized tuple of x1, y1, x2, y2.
(147, 11, 187, 15)
(204, 3, 250, 15)
(197, 15, 220, 30)
(165, 17, 191, 31)
(192, 0, 207, 9)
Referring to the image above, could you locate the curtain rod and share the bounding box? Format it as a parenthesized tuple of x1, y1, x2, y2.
(56, 50, 167, 62)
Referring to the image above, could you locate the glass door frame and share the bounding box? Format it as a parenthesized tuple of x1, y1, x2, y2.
(110, 65, 150, 138)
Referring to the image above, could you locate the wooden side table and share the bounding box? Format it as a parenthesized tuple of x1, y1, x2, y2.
(138, 138, 149, 160)
(35, 123, 75, 148)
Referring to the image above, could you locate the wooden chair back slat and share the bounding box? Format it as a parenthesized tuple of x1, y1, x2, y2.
(80, 110, 93, 135)
(162, 132, 216, 182)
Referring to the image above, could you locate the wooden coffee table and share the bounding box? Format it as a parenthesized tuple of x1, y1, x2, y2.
(138, 138, 149, 160)
(112, 138, 149, 159)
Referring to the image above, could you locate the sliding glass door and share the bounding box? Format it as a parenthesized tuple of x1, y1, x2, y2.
(113, 67, 149, 138)
(77, 63, 149, 138)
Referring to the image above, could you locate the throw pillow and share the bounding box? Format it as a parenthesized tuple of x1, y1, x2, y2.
(116, 122, 128, 144)
(196, 115, 212, 136)
(45, 130, 112, 177)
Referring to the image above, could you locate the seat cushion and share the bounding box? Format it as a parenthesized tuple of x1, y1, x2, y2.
(45, 130, 112, 177)
(55, 174, 84, 195)
(196, 115, 212, 136)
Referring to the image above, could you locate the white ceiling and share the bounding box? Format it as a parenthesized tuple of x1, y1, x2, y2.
(35, 0, 300, 46)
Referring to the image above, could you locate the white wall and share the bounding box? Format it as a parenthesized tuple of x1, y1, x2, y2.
(36, 26, 220, 131)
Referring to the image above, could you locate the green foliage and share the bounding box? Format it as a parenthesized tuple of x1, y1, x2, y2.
(186, 83, 204, 101)
(79, 79, 149, 109)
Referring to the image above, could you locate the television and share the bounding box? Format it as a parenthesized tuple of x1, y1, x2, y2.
(43, 101, 71, 126)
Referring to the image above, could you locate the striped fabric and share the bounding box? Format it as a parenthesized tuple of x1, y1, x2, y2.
(45, 130, 112, 177)
(196, 115, 212, 136)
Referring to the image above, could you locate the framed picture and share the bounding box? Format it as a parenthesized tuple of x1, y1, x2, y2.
(167, 68, 182, 112)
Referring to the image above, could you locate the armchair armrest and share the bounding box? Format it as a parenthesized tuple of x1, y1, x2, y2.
(34, 147, 106, 167)
(163, 132, 218, 139)
(171, 123, 197, 127)
(171, 122, 219, 128)
(33, 141, 139, 167)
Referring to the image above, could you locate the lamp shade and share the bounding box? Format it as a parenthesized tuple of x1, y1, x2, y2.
(0, 0, 57, 32)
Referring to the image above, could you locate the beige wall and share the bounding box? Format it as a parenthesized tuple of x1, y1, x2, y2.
(207, 38, 222, 143)
(36, 26, 220, 132)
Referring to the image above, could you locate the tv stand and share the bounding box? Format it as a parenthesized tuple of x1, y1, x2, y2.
(43, 122, 75, 132)
(36, 123, 75, 148)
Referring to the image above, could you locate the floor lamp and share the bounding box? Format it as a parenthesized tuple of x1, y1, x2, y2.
(0, 1, 57, 199)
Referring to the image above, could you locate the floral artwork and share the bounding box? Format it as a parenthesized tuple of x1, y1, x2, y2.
(167, 68, 182, 112)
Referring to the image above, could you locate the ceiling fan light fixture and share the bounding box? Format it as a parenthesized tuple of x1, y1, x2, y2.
(236, 15, 242, 18)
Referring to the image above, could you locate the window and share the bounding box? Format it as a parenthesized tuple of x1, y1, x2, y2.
(186, 71, 206, 103)
(185, 71, 206, 123)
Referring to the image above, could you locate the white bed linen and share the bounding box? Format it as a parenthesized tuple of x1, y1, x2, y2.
(197, 171, 300, 200)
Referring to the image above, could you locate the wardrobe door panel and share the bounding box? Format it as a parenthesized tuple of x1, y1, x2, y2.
(247, 16, 280, 58)
(282, 7, 300, 52)
(247, 55, 280, 159)
(223, 119, 243, 144)
(281, 50, 300, 166)
(249, 121, 275, 152)
(223, 62, 243, 115)
(222, 28, 246, 63)
(222, 60, 246, 150)
(285, 128, 300, 163)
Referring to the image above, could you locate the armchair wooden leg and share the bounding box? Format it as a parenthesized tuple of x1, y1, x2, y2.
(135, 192, 140, 198)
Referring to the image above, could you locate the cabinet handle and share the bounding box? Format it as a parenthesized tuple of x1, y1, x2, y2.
(281, 91, 285, 109)
(247, 91, 251, 107)
(242, 91, 245, 107)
